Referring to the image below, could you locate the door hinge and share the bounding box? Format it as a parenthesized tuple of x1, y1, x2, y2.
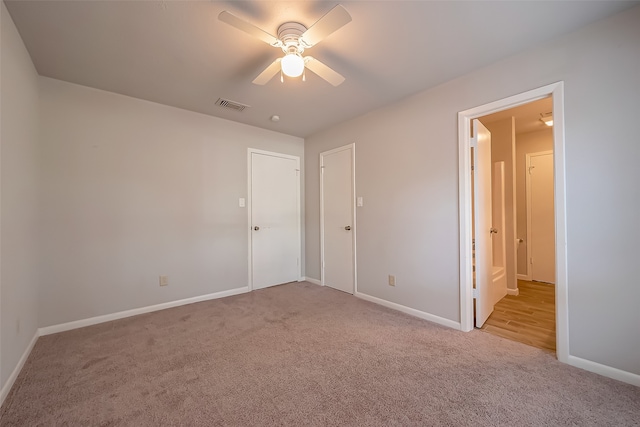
(470, 137, 478, 148)
(473, 288, 478, 299)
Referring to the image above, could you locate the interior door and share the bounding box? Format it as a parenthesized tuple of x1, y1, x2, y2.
(528, 151, 555, 283)
(473, 119, 494, 327)
(321, 144, 355, 294)
(250, 150, 300, 290)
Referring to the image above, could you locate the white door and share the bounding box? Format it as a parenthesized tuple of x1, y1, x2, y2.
(473, 119, 494, 327)
(321, 144, 355, 294)
(249, 150, 300, 290)
(527, 151, 555, 284)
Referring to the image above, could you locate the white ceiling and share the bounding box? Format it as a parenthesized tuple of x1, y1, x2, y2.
(5, 1, 637, 137)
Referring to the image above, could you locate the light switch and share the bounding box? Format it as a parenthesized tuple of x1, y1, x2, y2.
(239, 198, 246, 207)
(357, 197, 363, 207)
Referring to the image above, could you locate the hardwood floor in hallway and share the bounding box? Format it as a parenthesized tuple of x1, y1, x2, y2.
(481, 280, 556, 352)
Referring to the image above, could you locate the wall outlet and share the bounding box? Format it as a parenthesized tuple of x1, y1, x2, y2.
(388, 275, 396, 287)
(159, 275, 169, 286)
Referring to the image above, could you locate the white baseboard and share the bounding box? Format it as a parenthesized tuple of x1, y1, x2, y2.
(567, 355, 640, 387)
(1, 331, 39, 407)
(355, 291, 461, 330)
(302, 277, 322, 286)
(39, 286, 249, 336)
(517, 274, 530, 281)
(507, 288, 520, 296)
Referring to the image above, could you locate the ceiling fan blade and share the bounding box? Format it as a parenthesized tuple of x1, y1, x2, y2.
(304, 57, 345, 86)
(253, 58, 282, 85)
(300, 5, 352, 47)
(218, 11, 281, 47)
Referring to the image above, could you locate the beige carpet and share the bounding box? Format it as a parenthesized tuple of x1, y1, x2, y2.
(1, 282, 638, 426)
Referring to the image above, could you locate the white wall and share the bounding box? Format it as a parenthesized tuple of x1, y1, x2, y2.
(515, 128, 553, 276)
(305, 6, 640, 375)
(0, 2, 40, 387)
(38, 78, 304, 327)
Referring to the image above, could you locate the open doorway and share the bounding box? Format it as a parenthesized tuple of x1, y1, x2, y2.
(477, 97, 556, 352)
(458, 82, 569, 363)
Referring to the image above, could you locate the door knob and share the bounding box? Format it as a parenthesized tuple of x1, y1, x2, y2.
(490, 228, 498, 234)
(344, 226, 351, 231)
(254, 226, 260, 231)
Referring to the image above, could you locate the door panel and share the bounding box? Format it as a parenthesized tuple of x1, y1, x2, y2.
(321, 145, 355, 294)
(473, 120, 494, 327)
(251, 151, 300, 290)
(529, 152, 555, 283)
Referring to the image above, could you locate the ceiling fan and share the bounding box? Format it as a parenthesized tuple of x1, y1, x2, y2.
(218, 5, 352, 86)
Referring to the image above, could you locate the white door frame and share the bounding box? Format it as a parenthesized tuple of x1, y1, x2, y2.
(247, 148, 302, 291)
(526, 150, 554, 282)
(458, 82, 569, 363)
(320, 143, 357, 293)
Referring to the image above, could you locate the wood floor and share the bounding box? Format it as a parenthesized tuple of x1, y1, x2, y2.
(481, 280, 556, 352)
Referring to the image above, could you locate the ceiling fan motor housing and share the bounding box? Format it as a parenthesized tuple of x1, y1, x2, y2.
(277, 22, 308, 54)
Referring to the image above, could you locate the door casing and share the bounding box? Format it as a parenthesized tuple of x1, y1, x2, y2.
(457, 82, 569, 363)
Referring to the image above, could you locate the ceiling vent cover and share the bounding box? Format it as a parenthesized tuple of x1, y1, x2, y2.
(215, 98, 250, 112)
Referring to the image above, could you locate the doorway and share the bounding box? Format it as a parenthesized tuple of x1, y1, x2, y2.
(248, 149, 301, 290)
(320, 144, 356, 294)
(458, 82, 569, 362)
(480, 105, 557, 349)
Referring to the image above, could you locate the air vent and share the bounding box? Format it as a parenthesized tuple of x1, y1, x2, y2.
(215, 98, 250, 112)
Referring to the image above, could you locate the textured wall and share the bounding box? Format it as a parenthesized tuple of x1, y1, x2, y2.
(38, 77, 304, 327)
(305, 6, 640, 375)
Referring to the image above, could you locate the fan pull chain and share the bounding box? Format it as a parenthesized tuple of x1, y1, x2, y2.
(280, 70, 284, 83)
(302, 68, 306, 82)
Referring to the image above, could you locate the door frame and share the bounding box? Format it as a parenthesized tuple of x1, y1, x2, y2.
(526, 150, 554, 282)
(457, 82, 569, 363)
(247, 148, 302, 291)
(320, 143, 357, 294)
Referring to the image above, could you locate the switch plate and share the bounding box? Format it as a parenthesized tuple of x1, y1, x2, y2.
(388, 275, 396, 286)
(357, 197, 363, 207)
(239, 198, 246, 207)
(159, 275, 169, 287)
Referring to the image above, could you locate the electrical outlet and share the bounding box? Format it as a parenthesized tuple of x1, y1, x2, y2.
(159, 275, 169, 287)
(388, 275, 396, 287)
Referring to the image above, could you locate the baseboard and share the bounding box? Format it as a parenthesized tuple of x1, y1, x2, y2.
(39, 286, 250, 336)
(301, 277, 322, 286)
(567, 355, 640, 387)
(1, 331, 39, 407)
(517, 274, 530, 281)
(355, 292, 461, 330)
(507, 288, 520, 296)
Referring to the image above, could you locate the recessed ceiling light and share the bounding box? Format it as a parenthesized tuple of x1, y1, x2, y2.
(540, 112, 553, 127)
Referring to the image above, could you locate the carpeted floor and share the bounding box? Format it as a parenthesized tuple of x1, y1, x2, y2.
(1, 282, 639, 426)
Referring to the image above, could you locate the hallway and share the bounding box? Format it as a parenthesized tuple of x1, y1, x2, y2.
(481, 280, 555, 352)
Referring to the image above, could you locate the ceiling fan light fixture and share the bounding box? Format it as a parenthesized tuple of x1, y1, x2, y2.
(281, 53, 304, 78)
(540, 112, 553, 127)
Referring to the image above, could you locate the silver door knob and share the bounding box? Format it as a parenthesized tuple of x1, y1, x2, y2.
(345, 226, 351, 231)
(254, 226, 260, 231)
